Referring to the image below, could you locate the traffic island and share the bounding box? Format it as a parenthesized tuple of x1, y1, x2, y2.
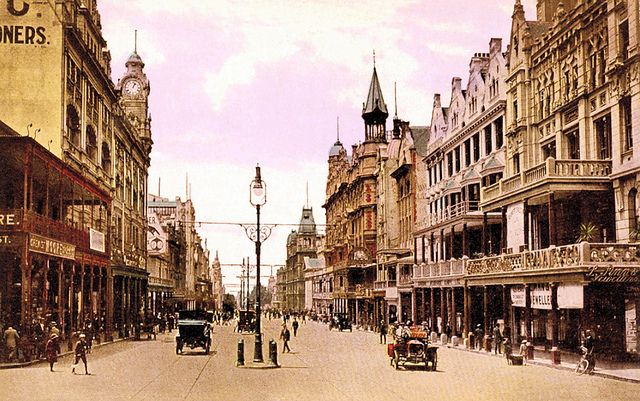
(235, 338, 280, 369)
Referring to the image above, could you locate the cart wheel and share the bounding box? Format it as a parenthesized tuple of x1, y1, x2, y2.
(431, 354, 438, 371)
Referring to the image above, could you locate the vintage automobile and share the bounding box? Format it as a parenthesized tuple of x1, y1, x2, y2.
(237, 310, 256, 333)
(329, 313, 352, 332)
(387, 326, 438, 371)
(176, 310, 212, 355)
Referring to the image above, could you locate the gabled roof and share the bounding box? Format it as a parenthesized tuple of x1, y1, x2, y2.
(362, 67, 388, 117)
(298, 206, 317, 234)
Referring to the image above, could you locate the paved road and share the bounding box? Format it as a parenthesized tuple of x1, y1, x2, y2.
(0, 318, 637, 401)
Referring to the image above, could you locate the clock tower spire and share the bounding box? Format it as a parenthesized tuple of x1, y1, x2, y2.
(118, 30, 152, 153)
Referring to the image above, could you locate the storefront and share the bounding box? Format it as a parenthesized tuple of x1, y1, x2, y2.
(0, 137, 111, 359)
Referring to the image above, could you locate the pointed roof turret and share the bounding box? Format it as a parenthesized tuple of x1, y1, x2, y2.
(362, 66, 388, 118)
(298, 206, 317, 234)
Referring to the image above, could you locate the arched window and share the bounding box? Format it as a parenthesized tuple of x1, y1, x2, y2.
(66, 105, 80, 147)
(629, 188, 638, 241)
(101, 142, 111, 172)
(86, 125, 97, 161)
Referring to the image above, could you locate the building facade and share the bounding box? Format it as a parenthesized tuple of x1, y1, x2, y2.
(323, 66, 388, 326)
(0, 0, 153, 349)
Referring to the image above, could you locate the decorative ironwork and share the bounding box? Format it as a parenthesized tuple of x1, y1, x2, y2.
(241, 224, 274, 243)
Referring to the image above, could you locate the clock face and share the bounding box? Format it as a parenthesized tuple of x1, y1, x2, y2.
(123, 80, 142, 96)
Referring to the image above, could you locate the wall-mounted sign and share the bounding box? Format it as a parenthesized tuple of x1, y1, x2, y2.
(29, 234, 75, 260)
(511, 285, 525, 307)
(557, 284, 583, 309)
(89, 228, 105, 253)
(0, 213, 17, 226)
(530, 283, 552, 310)
(0, 234, 17, 246)
(586, 266, 640, 283)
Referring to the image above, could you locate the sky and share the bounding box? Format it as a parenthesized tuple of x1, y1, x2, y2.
(99, 0, 536, 296)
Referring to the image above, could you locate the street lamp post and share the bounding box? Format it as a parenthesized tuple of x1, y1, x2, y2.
(245, 164, 271, 363)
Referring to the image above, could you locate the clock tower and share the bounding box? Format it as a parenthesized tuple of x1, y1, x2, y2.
(117, 46, 152, 152)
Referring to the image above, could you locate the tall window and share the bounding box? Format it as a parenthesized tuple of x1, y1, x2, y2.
(484, 125, 492, 155)
(495, 117, 504, 148)
(620, 20, 630, 61)
(473, 133, 480, 161)
(86, 126, 97, 161)
(621, 96, 633, 152)
(464, 139, 471, 166)
(566, 130, 580, 159)
(629, 188, 638, 241)
(454, 147, 461, 173)
(513, 152, 520, 174)
(513, 100, 518, 124)
(595, 115, 611, 159)
(66, 105, 80, 147)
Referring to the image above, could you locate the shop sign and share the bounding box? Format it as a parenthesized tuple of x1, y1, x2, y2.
(557, 284, 583, 309)
(530, 284, 552, 310)
(89, 229, 105, 253)
(586, 265, 640, 283)
(0, 233, 17, 246)
(0, 212, 17, 226)
(511, 285, 525, 307)
(29, 234, 75, 260)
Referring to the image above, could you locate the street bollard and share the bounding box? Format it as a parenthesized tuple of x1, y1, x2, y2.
(236, 339, 245, 366)
(268, 339, 278, 367)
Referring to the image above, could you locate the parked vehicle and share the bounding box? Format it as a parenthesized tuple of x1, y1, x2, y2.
(175, 310, 212, 355)
(329, 313, 352, 332)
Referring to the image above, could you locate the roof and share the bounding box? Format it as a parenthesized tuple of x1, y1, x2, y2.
(329, 140, 344, 157)
(527, 21, 552, 41)
(362, 67, 388, 118)
(411, 126, 430, 157)
(126, 51, 145, 67)
(298, 206, 317, 234)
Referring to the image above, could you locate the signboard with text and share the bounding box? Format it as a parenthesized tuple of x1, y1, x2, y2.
(510, 285, 525, 307)
(29, 233, 75, 260)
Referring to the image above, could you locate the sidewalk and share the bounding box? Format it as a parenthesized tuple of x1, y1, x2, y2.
(0, 336, 128, 370)
(444, 341, 640, 383)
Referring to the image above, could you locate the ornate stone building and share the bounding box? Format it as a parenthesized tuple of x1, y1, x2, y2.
(467, 0, 640, 360)
(0, 0, 152, 347)
(283, 205, 323, 311)
(323, 65, 387, 324)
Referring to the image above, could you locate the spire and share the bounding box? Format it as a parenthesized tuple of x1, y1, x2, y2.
(394, 81, 398, 119)
(306, 181, 309, 208)
(126, 29, 145, 69)
(337, 116, 340, 143)
(362, 53, 388, 143)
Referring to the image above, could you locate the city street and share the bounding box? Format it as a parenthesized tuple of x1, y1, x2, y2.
(0, 318, 637, 401)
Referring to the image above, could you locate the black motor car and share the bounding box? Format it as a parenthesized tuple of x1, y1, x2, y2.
(176, 310, 212, 355)
(237, 310, 256, 333)
(329, 313, 352, 332)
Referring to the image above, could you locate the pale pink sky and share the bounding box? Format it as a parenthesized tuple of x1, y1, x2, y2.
(99, 0, 536, 294)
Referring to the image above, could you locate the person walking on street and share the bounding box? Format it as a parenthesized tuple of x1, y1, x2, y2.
(493, 323, 502, 354)
(3, 325, 20, 362)
(45, 334, 60, 372)
(379, 320, 388, 344)
(280, 324, 291, 353)
(292, 318, 299, 337)
(474, 324, 483, 350)
(72, 334, 89, 375)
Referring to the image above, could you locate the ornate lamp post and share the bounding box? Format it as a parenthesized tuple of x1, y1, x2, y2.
(244, 164, 271, 363)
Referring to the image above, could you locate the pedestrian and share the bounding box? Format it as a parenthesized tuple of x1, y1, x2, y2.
(292, 318, 299, 337)
(72, 334, 90, 375)
(280, 324, 291, 353)
(49, 321, 60, 338)
(493, 323, 502, 354)
(168, 314, 175, 333)
(3, 325, 20, 362)
(379, 320, 387, 344)
(45, 333, 60, 372)
(474, 324, 483, 350)
(519, 340, 528, 365)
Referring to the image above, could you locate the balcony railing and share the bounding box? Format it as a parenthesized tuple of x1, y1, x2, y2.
(149, 276, 175, 288)
(2, 209, 91, 250)
(466, 242, 640, 275)
(413, 259, 465, 279)
(374, 279, 396, 290)
(427, 200, 480, 226)
(482, 158, 611, 204)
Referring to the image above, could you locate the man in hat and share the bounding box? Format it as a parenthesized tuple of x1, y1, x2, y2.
(474, 324, 483, 350)
(519, 340, 528, 364)
(46, 333, 60, 372)
(3, 325, 20, 362)
(279, 323, 291, 353)
(72, 334, 89, 375)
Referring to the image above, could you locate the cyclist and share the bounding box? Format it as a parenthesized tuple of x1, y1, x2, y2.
(581, 330, 596, 372)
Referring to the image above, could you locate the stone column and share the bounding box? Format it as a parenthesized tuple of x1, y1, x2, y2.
(430, 288, 435, 330)
(411, 288, 417, 323)
(550, 283, 560, 364)
(482, 212, 488, 255)
(462, 223, 468, 257)
(501, 206, 507, 253)
(549, 192, 557, 246)
(523, 199, 529, 250)
(440, 287, 446, 334)
(451, 287, 457, 336)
